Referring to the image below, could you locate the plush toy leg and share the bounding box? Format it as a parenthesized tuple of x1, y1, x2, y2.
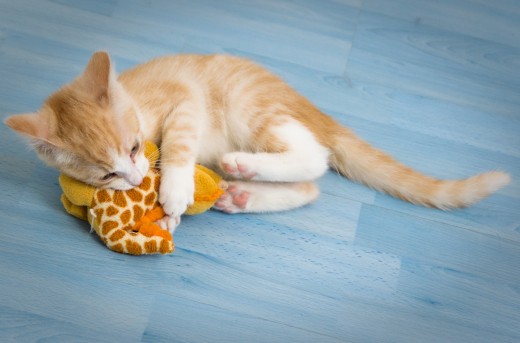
(132, 207, 172, 241)
(60, 194, 88, 221)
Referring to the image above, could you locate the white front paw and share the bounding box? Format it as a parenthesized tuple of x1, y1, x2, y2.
(159, 166, 195, 230)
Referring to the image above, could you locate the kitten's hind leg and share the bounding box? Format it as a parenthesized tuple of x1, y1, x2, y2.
(221, 119, 329, 182)
(213, 181, 319, 214)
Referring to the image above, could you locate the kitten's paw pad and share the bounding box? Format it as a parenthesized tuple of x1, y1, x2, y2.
(228, 185, 250, 208)
(156, 215, 180, 233)
(223, 162, 256, 179)
(221, 153, 258, 180)
(214, 185, 251, 213)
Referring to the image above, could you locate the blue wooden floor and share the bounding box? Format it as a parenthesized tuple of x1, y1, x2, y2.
(1, 1, 519, 342)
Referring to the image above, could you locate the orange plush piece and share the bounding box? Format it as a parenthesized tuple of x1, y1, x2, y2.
(132, 207, 170, 241)
(59, 141, 225, 255)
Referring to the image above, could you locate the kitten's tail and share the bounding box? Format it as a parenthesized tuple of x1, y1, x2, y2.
(328, 126, 510, 209)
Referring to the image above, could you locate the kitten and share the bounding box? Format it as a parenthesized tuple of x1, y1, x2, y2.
(5, 51, 510, 231)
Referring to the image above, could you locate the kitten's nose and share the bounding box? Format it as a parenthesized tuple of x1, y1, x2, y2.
(125, 167, 144, 186)
(128, 173, 144, 186)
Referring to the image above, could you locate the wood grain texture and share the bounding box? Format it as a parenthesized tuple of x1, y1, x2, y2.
(0, 0, 519, 342)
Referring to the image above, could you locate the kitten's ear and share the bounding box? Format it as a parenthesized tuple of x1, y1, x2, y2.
(4, 113, 51, 140)
(79, 51, 116, 102)
(5, 112, 64, 160)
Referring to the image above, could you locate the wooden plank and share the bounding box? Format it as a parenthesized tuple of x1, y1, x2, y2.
(0, 0, 519, 342)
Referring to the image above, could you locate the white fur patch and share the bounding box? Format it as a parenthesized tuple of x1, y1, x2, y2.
(159, 164, 195, 230)
(222, 120, 329, 182)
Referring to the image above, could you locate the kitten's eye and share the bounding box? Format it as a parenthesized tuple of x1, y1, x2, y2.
(130, 142, 140, 158)
(101, 172, 117, 181)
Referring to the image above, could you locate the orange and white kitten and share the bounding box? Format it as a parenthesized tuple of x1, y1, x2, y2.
(5, 51, 510, 231)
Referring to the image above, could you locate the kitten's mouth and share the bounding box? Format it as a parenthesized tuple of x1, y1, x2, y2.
(109, 174, 144, 191)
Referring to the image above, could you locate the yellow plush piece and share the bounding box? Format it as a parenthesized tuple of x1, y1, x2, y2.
(59, 141, 225, 255)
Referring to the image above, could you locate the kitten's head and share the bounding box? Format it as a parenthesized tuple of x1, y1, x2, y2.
(5, 51, 149, 190)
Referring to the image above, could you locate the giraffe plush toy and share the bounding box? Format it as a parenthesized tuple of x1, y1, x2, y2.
(59, 141, 226, 255)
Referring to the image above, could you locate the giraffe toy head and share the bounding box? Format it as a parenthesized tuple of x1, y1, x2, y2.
(59, 141, 225, 255)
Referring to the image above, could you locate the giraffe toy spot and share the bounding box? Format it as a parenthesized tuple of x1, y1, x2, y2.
(121, 210, 131, 225)
(94, 209, 104, 222)
(109, 230, 125, 242)
(145, 193, 156, 206)
(133, 205, 144, 222)
(126, 189, 143, 202)
(125, 240, 143, 255)
(102, 220, 118, 235)
(106, 206, 119, 216)
(96, 190, 111, 203)
(111, 243, 124, 254)
(145, 241, 158, 254)
(139, 176, 152, 191)
(112, 192, 128, 207)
